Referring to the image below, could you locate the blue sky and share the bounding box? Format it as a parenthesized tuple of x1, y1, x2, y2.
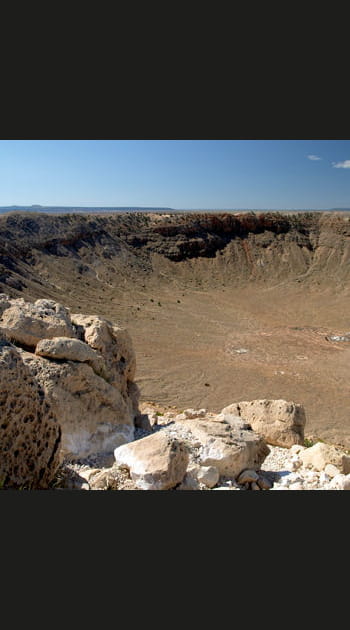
(1, 139, 350, 209)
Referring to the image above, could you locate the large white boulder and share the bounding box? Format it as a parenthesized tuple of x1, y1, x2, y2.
(221, 399, 306, 447)
(114, 430, 189, 490)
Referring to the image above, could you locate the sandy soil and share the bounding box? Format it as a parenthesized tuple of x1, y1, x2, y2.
(98, 281, 350, 450)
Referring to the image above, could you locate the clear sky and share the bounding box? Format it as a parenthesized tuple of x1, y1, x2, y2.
(1, 139, 350, 209)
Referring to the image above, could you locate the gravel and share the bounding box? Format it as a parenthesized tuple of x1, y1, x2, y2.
(53, 408, 347, 490)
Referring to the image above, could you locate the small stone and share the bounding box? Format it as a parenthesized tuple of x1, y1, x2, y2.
(237, 469, 259, 484)
(257, 475, 273, 490)
(324, 463, 340, 478)
(319, 471, 331, 484)
(177, 466, 201, 490)
(183, 408, 207, 419)
(196, 465, 220, 488)
(328, 474, 350, 490)
(174, 413, 187, 421)
(89, 469, 120, 490)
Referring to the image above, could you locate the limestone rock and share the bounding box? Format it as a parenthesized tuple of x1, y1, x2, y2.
(0, 298, 76, 347)
(88, 469, 120, 490)
(70, 314, 136, 389)
(324, 463, 341, 478)
(0, 339, 61, 488)
(182, 408, 207, 419)
(114, 431, 189, 490)
(328, 474, 350, 490)
(289, 455, 302, 471)
(299, 442, 350, 473)
(22, 351, 135, 459)
(175, 415, 270, 478)
(196, 465, 220, 488)
(221, 399, 306, 447)
(177, 466, 201, 490)
(177, 464, 219, 490)
(35, 336, 105, 376)
(319, 471, 331, 484)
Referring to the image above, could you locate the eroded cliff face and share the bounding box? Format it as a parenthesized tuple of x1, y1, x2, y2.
(1, 211, 350, 301)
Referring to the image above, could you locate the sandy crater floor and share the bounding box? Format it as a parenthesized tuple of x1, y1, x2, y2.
(107, 283, 350, 450)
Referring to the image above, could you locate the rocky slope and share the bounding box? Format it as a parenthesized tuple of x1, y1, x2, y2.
(1, 210, 350, 299)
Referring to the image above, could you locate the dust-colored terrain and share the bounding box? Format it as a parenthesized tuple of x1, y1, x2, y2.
(1, 210, 350, 449)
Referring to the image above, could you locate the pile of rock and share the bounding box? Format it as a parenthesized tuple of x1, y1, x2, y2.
(54, 399, 305, 490)
(0, 294, 139, 488)
(60, 402, 350, 491)
(262, 441, 350, 490)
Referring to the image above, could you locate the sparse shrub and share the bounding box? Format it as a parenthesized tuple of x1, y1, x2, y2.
(304, 438, 315, 448)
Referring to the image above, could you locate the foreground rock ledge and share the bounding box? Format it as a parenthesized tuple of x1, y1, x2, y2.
(0, 295, 139, 463)
(0, 340, 61, 488)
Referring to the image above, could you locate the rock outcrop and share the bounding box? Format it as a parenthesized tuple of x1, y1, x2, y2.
(0, 339, 61, 488)
(221, 399, 306, 447)
(21, 352, 136, 458)
(70, 314, 136, 390)
(0, 298, 76, 347)
(0, 296, 139, 463)
(35, 336, 105, 377)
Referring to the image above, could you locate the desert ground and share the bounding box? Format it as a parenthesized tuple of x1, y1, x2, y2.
(99, 282, 350, 450)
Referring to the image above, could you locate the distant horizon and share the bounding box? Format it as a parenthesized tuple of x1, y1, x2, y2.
(1, 140, 350, 210)
(1, 203, 350, 212)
